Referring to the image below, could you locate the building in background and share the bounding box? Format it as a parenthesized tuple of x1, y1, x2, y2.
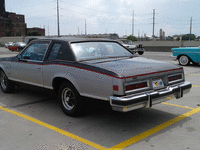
(27, 27, 45, 36)
(0, 0, 45, 37)
(159, 29, 165, 40)
(0, 0, 6, 17)
(7, 12, 26, 36)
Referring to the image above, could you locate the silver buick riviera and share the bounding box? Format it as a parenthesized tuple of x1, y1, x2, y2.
(0, 38, 192, 116)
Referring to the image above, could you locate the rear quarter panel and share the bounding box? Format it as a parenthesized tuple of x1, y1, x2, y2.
(43, 64, 114, 100)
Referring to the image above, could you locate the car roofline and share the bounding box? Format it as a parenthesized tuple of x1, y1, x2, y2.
(30, 37, 117, 43)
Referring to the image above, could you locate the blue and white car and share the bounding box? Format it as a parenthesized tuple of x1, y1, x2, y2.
(171, 47, 200, 66)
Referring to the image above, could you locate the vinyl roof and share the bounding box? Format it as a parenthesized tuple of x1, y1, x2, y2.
(32, 36, 115, 43)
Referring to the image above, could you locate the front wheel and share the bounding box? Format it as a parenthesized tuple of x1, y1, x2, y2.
(178, 55, 190, 66)
(0, 70, 15, 93)
(58, 82, 83, 116)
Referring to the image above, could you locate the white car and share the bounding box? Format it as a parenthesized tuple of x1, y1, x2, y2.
(117, 40, 145, 55)
(5, 42, 14, 48)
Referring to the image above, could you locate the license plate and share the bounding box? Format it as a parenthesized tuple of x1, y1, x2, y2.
(152, 79, 164, 89)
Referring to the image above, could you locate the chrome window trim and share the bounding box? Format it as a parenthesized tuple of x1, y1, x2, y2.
(42, 40, 52, 61)
(19, 41, 52, 62)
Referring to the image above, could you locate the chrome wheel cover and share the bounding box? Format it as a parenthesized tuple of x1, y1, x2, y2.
(0, 72, 7, 90)
(180, 56, 189, 65)
(61, 87, 75, 110)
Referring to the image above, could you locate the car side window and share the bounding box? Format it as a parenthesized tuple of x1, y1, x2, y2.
(48, 43, 61, 60)
(21, 43, 49, 61)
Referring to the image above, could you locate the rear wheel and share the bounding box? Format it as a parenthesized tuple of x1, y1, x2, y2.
(58, 82, 83, 116)
(178, 55, 190, 66)
(138, 51, 144, 55)
(0, 70, 15, 93)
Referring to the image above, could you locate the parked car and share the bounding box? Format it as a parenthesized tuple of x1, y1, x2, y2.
(117, 39, 145, 55)
(5, 42, 14, 48)
(7, 43, 17, 51)
(8, 42, 26, 52)
(171, 47, 200, 66)
(0, 38, 191, 116)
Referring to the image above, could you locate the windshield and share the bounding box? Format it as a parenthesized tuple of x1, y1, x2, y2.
(71, 42, 132, 61)
(123, 40, 133, 45)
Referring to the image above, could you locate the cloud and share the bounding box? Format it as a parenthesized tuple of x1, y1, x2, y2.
(5, 0, 200, 36)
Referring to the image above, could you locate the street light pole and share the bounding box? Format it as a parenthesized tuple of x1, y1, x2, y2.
(132, 10, 134, 36)
(57, 0, 60, 37)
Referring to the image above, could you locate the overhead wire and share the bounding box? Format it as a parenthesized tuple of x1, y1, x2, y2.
(7, 0, 200, 35)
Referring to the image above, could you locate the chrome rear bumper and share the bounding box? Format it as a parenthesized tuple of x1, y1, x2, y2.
(110, 81, 191, 112)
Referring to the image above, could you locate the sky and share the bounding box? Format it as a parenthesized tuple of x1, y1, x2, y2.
(5, 0, 200, 37)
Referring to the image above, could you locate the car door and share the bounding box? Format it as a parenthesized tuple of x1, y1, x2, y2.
(10, 41, 50, 87)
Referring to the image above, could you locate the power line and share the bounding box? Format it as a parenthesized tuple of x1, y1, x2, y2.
(61, 1, 128, 15)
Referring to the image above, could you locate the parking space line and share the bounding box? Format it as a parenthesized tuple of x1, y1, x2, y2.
(192, 85, 200, 87)
(0, 106, 106, 150)
(108, 107, 200, 150)
(161, 102, 194, 110)
(185, 74, 200, 76)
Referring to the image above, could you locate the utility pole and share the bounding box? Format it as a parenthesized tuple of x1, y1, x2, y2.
(138, 30, 140, 41)
(48, 26, 50, 36)
(152, 9, 155, 41)
(189, 17, 192, 40)
(43, 25, 45, 36)
(190, 17, 192, 35)
(78, 26, 80, 35)
(132, 10, 134, 36)
(57, 0, 60, 37)
(85, 19, 87, 35)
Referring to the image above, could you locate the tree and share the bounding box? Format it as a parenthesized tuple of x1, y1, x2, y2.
(127, 35, 137, 41)
(182, 34, 196, 41)
(166, 36, 173, 41)
(196, 36, 200, 41)
(27, 31, 41, 36)
(176, 37, 180, 41)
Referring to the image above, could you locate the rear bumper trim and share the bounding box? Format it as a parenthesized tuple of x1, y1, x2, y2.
(110, 81, 191, 112)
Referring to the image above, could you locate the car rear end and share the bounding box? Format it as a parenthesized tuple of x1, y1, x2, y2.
(110, 68, 191, 112)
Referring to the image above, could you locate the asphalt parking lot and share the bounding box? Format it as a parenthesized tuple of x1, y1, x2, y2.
(0, 47, 200, 150)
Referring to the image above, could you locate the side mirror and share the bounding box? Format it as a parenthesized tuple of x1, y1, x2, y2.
(17, 54, 22, 60)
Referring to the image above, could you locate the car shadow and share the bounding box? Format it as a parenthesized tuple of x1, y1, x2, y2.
(0, 87, 191, 148)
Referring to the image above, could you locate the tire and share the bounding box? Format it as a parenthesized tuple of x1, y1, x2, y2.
(0, 70, 15, 93)
(178, 55, 190, 66)
(138, 51, 144, 55)
(58, 82, 83, 116)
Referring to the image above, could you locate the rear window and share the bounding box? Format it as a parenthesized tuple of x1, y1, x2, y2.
(71, 41, 132, 61)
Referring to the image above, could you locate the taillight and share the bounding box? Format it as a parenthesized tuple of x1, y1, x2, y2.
(168, 74, 182, 82)
(113, 85, 119, 91)
(125, 81, 148, 91)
